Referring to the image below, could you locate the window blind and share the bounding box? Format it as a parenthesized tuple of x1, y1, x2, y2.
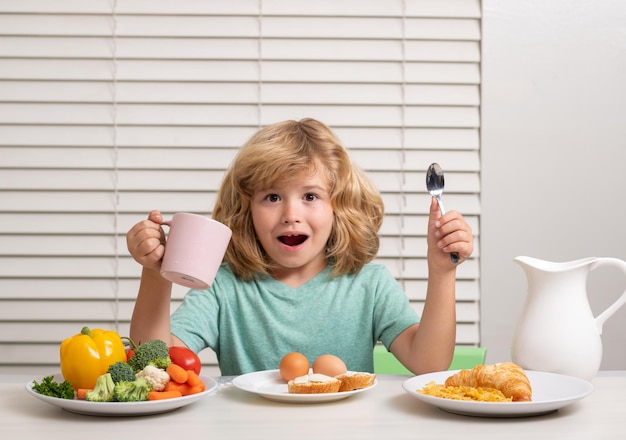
(0, 0, 481, 375)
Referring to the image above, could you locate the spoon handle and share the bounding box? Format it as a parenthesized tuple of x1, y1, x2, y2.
(435, 197, 460, 264)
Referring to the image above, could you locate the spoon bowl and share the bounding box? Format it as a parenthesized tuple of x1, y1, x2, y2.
(426, 163, 459, 264)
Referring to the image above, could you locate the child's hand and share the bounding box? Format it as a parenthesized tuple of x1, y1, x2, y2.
(427, 197, 473, 267)
(126, 209, 167, 272)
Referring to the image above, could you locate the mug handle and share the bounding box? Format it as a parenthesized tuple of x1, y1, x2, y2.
(592, 258, 626, 332)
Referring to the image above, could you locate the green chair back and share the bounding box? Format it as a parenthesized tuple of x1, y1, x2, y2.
(373, 345, 487, 375)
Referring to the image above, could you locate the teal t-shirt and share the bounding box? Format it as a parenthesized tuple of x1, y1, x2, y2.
(170, 263, 419, 375)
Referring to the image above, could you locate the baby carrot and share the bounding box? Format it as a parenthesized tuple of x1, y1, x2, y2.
(165, 380, 193, 395)
(187, 384, 205, 395)
(166, 363, 189, 384)
(186, 370, 203, 387)
(148, 390, 183, 401)
(75, 389, 90, 400)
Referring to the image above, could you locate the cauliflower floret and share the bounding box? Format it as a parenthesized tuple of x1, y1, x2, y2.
(136, 364, 170, 391)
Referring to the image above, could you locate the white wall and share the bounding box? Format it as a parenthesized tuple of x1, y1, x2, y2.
(481, 0, 626, 369)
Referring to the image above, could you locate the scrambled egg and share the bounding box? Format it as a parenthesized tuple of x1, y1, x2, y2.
(418, 381, 512, 402)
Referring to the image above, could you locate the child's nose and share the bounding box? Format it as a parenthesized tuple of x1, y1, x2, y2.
(282, 201, 301, 224)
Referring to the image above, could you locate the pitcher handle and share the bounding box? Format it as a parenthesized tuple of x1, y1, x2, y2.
(591, 258, 626, 333)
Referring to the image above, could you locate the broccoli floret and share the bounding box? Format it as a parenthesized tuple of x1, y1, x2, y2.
(107, 361, 136, 384)
(85, 373, 115, 402)
(127, 339, 171, 372)
(113, 377, 153, 402)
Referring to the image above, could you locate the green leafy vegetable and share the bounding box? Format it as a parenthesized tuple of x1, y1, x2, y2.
(32, 375, 74, 400)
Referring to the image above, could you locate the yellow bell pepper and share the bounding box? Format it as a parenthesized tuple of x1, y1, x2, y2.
(60, 326, 127, 390)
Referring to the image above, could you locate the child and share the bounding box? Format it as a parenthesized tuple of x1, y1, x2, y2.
(126, 118, 473, 376)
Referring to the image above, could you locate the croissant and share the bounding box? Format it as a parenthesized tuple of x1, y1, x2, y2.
(444, 362, 532, 401)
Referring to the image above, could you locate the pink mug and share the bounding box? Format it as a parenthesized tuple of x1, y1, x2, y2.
(160, 213, 232, 289)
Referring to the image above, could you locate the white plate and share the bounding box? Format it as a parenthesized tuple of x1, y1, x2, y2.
(232, 369, 376, 403)
(403, 370, 593, 417)
(26, 373, 217, 416)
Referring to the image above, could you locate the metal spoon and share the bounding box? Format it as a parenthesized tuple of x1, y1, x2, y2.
(426, 163, 459, 264)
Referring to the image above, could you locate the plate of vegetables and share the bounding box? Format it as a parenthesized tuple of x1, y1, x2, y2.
(26, 372, 217, 416)
(26, 334, 217, 416)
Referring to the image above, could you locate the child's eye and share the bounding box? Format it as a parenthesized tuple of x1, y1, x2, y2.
(266, 194, 280, 202)
(304, 193, 317, 202)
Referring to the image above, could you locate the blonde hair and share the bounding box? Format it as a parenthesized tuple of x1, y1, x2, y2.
(212, 118, 384, 280)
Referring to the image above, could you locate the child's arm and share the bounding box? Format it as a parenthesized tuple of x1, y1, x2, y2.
(390, 197, 474, 374)
(126, 210, 179, 345)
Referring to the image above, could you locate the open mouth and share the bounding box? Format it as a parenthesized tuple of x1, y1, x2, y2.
(278, 234, 308, 246)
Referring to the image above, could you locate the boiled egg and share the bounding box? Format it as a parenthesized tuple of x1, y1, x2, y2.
(312, 354, 347, 377)
(279, 352, 310, 381)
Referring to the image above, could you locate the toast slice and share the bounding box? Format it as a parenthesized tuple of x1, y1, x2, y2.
(287, 373, 342, 394)
(336, 372, 376, 392)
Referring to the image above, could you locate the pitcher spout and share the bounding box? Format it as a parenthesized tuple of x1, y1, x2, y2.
(514, 256, 598, 272)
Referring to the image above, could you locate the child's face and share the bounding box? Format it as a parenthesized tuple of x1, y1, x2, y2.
(250, 169, 334, 283)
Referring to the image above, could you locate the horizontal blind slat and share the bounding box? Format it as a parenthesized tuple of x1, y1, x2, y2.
(409, 301, 479, 322)
(0, 126, 257, 147)
(0, 300, 135, 321)
(377, 257, 479, 280)
(0, 126, 479, 149)
(0, 104, 479, 127)
(2, 38, 479, 63)
(3, 154, 236, 172)
(0, 191, 218, 213)
(0, 81, 480, 106)
(2, 60, 476, 83)
(0, 14, 479, 39)
(0, 279, 188, 300)
(0, 0, 480, 18)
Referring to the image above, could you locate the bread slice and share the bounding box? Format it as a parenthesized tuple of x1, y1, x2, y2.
(287, 373, 342, 394)
(336, 372, 376, 392)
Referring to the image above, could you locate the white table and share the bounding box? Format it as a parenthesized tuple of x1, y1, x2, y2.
(1, 372, 624, 439)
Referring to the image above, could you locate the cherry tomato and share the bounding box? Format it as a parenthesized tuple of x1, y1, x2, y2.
(126, 349, 134, 361)
(169, 346, 202, 374)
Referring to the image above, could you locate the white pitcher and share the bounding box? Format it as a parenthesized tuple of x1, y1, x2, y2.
(511, 256, 626, 382)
